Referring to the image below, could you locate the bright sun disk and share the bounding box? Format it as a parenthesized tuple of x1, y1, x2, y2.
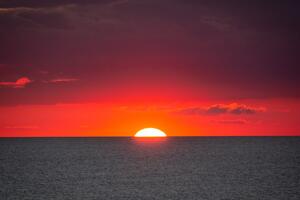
(134, 128, 167, 137)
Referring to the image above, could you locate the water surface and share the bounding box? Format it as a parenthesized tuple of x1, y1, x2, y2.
(0, 137, 299, 200)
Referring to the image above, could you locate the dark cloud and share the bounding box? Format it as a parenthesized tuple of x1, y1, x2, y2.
(176, 103, 265, 115)
(0, 5, 75, 30)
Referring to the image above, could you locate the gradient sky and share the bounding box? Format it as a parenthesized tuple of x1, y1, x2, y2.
(0, 0, 299, 136)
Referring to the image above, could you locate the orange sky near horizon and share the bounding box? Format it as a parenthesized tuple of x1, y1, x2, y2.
(1, 98, 299, 137)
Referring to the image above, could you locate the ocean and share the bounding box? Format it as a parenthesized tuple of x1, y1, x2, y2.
(0, 137, 299, 200)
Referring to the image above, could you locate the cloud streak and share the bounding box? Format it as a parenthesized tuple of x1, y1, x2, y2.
(176, 103, 265, 115)
(4, 125, 39, 130)
(0, 77, 32, 88)
(46, 78, 79, 83)
(211, 119, 248, 124)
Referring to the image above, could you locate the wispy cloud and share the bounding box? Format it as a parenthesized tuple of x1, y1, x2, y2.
(45, 78, 79, 83)
(0, 7, 36, 14)
(0, 77, 32, 88)
(4, 125, 39, 130)
(210, 119, 248, 124)
(176, 103, 265, 115)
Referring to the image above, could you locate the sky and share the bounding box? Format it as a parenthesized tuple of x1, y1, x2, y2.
(0, 0, 299, 137)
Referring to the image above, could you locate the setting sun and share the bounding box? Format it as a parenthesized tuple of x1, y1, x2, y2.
(134, 128, 167, 137)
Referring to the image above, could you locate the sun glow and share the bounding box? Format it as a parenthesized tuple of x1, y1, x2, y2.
(134, 128, 167, 137)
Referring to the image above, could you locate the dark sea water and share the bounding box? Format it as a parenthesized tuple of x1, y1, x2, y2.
(0, 137, 299, 200)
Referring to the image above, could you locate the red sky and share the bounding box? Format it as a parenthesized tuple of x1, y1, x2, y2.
(0, 0, 299, 137)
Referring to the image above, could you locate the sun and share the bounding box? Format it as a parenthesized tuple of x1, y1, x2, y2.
(134, 128, 167, 137)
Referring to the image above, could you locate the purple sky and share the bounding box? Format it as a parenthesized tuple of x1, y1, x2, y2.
(0, 0, 299, 136)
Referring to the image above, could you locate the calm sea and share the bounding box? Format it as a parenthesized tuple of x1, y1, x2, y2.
(0, 137, 299, 200)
